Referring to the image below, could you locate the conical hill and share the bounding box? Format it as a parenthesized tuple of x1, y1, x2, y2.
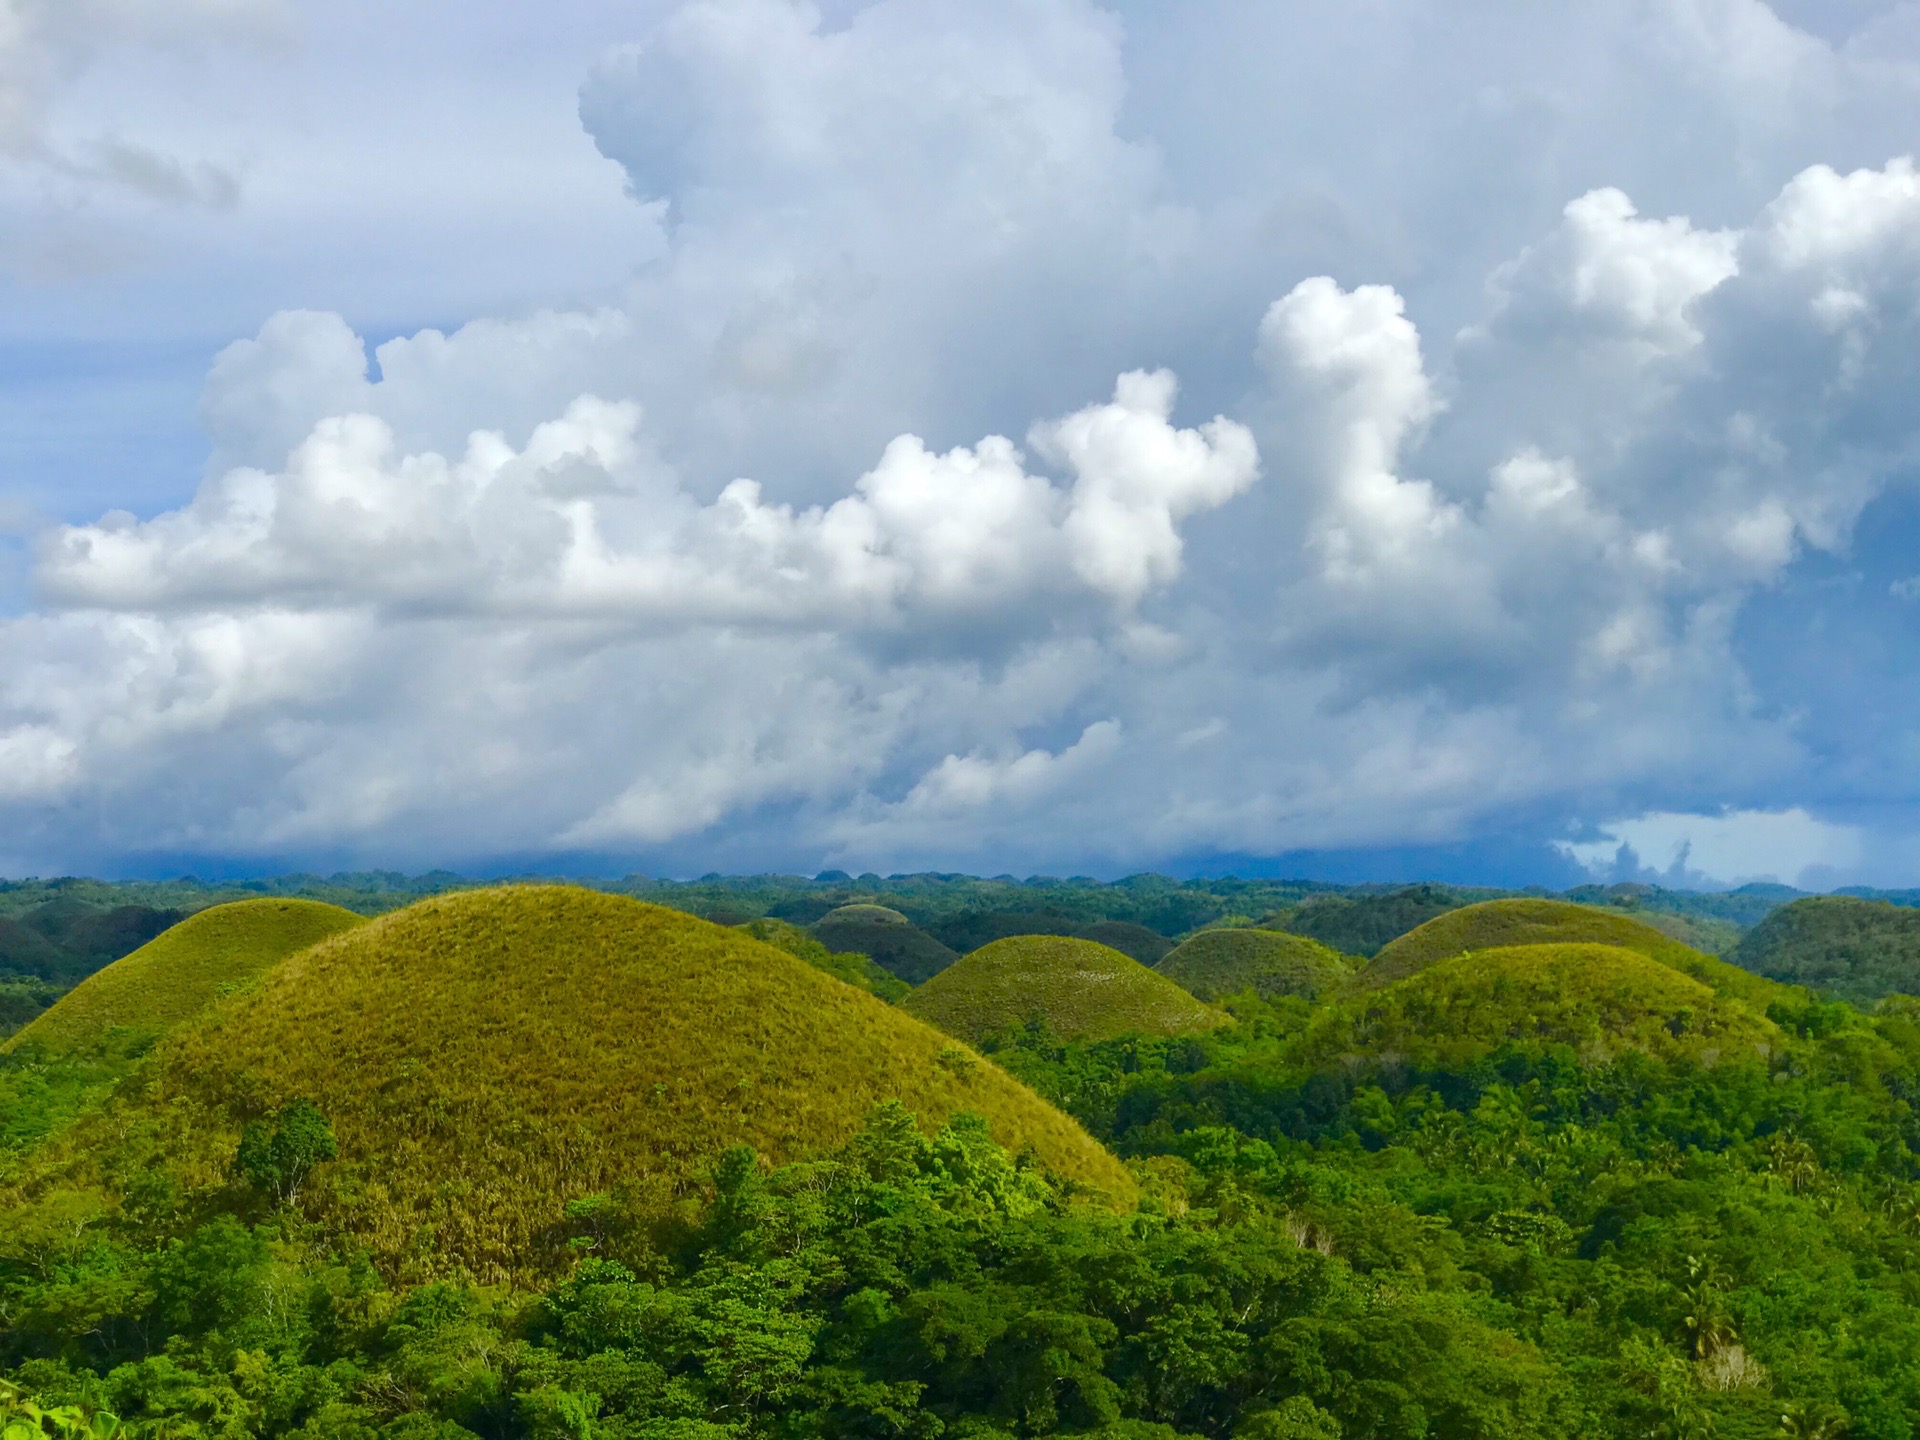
(1157, 928, 1352, 1003)
(1363, 898, 1778, 1004)
(5, 897, 365, 1057)
(1303, 943, 1778, 1068)
(904, 935, 1227, 1044)
(119, 887, 1130, 1280)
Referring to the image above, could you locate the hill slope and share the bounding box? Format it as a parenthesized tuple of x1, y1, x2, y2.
(1305, 943, 1778, 1068)
(97, 887, 1129, 1280)
(5, 898, 365, 1057)
(1157, 928, 1352, 1003)
(1364, 897, 1778, 1004)
(1731, 896, 1920, 1005)
(904, 935, 1227, 1044)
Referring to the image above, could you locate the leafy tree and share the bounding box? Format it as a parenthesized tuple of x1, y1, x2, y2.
(233, 1098, 337, 1204)
(0, 1379, 121, 1438)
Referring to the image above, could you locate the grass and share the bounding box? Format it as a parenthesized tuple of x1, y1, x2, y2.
(1074, 921, 1172, 966)
(1301, 943, 1779, 1070)
(1156, 928, 1352, 1002)
(4, 898, 365, 1058)
(737, 917, 910, 1002)
(1730, 896, 1920, 1005)
(903, 935, 1227, 1045)
(1362, 898, 1781, 1006)
(60, 886, 1131, 1282)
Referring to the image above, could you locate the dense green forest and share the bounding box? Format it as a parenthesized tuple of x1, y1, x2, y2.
(3, 874, 1920, 1438)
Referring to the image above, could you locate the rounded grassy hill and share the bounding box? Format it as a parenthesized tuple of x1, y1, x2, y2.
(1730, 896, 1920, 1006)
(903, 935, 1227, 1045)
(117, 887, 1129, 1280)
(1363, 897, 1778, 1005)
(819, 903, 912, 926)
(1156, 928, 1352, 1003)
(5, 898, 365, 1057)
(813, 908, 960, 984)
(1303, 943, 1778, 1069)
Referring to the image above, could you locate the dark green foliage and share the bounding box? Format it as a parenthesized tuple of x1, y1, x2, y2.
(811, 918, 960, 984)
(930, 910, 1084, 954)
(0, 1106, 1572, 1439)
(0, 980, 61, 1040)
(1732, 896, 1920, 1005)
(983, 979, 1920, 1440)
(0, 904, 183, 988)
(1076, 921, 1174, 966)
(234, 1099, 338, 1204)
(1268, 883, 1470, 957)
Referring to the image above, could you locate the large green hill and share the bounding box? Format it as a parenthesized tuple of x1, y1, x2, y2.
(1364, 897, 1778, 1005)
(1156, 927, 1352, 1002)
(1730, 896, 1920, 1005)
(1305, 942, 1779, 1068)
(5, 898, 365, 1057)
(29, 887, 1129, 1281)
(903, 935, 1226, 1044)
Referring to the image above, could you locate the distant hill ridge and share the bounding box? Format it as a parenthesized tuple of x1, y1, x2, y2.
(1731, 896, 1920, 1006)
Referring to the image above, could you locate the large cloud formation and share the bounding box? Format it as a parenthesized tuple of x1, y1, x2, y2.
(3, 0, 1920, 882)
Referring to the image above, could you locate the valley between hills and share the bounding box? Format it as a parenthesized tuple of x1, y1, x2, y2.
(1, 872, 1919, 1438)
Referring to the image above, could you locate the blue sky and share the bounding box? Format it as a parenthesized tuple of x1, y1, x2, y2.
(2, 0, 1919, 888)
